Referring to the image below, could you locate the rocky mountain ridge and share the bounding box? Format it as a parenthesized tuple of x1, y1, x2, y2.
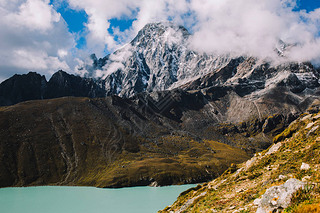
(2, 22, 320, 111)
(0, 71, 105, 106)
(0, 85, 319, 188)
(79, 22, 320, 100)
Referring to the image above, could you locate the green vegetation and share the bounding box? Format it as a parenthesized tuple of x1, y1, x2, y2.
(273, 118, 300, 143)
(161, 111, 320, 212)
(284, 185, 320, 212)
(77, 136, 249, 187)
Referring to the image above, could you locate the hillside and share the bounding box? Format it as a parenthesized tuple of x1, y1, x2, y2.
(0, 96, 250, 188)
(161, 109, 320, 212)
(1, 81, 320, 188)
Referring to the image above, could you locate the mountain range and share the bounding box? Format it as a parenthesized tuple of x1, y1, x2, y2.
(1, 22, 320, 193)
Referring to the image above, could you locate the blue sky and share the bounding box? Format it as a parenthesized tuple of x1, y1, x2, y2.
(297, 0, 320, 12)
(53, 0, 320, 54)
(51, 0, 137, 54)
(0, 0, 320, 82)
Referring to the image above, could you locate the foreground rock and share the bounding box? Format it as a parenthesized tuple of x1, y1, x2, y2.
(255, 178, 306, 213)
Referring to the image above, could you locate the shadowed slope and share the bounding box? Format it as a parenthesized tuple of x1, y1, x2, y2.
(0, 97, 249, 188)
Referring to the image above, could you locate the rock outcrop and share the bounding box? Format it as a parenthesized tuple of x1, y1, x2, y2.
(0, 72, 46, 106)
(255, 178, 306, 213)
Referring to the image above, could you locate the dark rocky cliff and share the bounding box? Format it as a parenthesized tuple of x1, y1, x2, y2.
(0, 72, 46, 106)
(0, 71, 106, 106)
(45, 71, 106, 98)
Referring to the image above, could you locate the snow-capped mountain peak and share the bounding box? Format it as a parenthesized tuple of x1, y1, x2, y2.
(77, 22, 319, 98)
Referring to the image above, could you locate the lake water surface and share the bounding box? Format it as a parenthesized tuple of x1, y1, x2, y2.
(0, 184, 196, 213)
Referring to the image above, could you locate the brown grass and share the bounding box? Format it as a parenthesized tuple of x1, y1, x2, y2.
(0, 97, 250, 188)
(294, 204, 320, 213)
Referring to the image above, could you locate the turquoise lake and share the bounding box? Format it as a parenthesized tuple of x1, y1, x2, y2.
(0, 184, 196, 213)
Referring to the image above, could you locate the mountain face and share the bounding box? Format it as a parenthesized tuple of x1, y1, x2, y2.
(80, 22, 234, 97)
(2, 22, 320, 109)
(0, 71, 105, 106)
(0, 96, 250, 188)
(0, 72, 46, 106)
(0, 88, 318, 188)
(80, 22, 320, 100)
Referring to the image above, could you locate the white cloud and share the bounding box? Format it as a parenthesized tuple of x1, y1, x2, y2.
(58, 49, 68, 58)
(66, 0, 190, 56)
(68, 0, 320, 65)
(67, 0, 141, 56)
(1, 0, 320, 83)
(11, 49, 69, 72)
(187, 0, 320, 62)
(131, 0, 189, 34)
(189, 0, 320, 63)
(0, 0, 76, 81)
(5, 0, 61, 32)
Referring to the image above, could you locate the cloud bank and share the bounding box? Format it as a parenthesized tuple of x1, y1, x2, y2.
(0, 0, 77, 81)
(189, 0, 320, 63)
(1, 0, 320, 82)
(67, 0, 320, 64)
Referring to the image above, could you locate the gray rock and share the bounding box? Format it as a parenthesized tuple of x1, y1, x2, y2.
(308, 126, 319, 136)
(302, 176, 311, 182)
(255, 178, 306, 213)
(176, 192, 207, 213)
(265, 142, 282, 155)
(300, 163, 310, 170)
(149, 181, 159, 187)
(305, 122, 315, 129)
(278, 175, 287, 180)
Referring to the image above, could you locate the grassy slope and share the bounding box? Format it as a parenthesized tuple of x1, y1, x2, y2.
(78, 137, 249, 187)
(0, 97, 249, 188)
(161, 111, 320, 212)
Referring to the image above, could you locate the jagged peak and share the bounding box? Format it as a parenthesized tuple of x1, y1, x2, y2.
(52, 70, 69, 77)
(2, 72, 47, 84)
(142, 22, 189, 32)
(131, 22, 190, 45)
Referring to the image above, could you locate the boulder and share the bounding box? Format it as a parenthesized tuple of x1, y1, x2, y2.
(255, 178, 306, 213)
(300, 163, 310, 170)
